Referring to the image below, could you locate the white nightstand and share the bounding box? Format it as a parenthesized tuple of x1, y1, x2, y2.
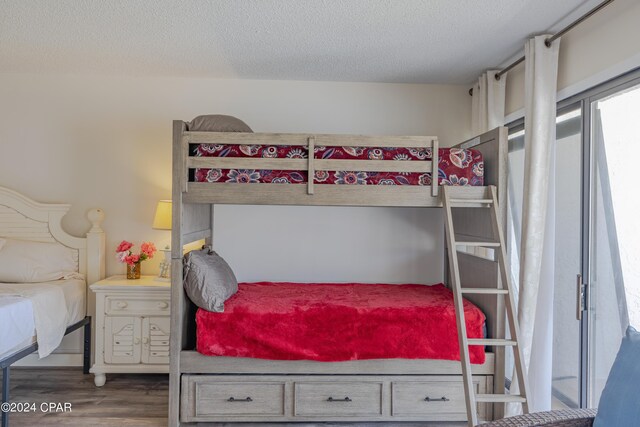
(90, 275, 171, 387)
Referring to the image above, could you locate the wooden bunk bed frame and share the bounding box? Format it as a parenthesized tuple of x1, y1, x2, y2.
(170, 123, 508, 426)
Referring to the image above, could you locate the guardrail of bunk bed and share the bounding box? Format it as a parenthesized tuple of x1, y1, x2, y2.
(181, 132, 440, 197)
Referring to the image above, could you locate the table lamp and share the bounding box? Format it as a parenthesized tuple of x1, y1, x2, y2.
(152, 200, 172, 281)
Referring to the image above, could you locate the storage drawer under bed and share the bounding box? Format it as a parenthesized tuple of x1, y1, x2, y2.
(181, 374, 491, 423)
(392, 379, 475, 416)
(186, 379, 285, 418)
(294, 381, 383, 417)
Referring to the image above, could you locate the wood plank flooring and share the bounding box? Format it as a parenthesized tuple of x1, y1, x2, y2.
(1, 367, 168, 426)
(1, 368, 468, 426)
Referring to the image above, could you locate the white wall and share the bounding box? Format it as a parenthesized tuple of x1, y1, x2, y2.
(0, 74, 470, 284)
(505, 0, 640, 116)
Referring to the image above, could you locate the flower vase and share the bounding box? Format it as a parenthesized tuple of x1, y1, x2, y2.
(127, 262, 141, 279)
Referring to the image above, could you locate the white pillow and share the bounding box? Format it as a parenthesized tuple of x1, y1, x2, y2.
(0, 238, 78, 283)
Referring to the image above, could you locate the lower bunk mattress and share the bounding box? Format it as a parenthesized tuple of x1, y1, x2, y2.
(196, 282, 486, 364)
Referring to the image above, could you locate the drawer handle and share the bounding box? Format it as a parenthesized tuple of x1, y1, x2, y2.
(116, 301, 128, 309)
(424, 396, 450, 402)
(158, 301, 169, 309)
(227, 397, 253, 402)
(327, 396, 352, 402)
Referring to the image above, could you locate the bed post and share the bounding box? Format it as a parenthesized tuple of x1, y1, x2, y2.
(86, 209, 106, 285)
(1, 366, 8, 427)
(431, 137, 439, 197)
(208, 204, 214, 247)
(85, 208, 105, 369)
(170, 120, 187, 427)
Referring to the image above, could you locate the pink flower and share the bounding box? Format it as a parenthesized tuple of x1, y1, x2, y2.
(124, 254, 140, 266)
(116, 241, 158, 266)
(140, 242, 157, 258)
(116, 251, 128, 263)
(116, 240, 133, 253)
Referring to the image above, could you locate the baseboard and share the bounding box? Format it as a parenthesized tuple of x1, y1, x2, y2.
(12, 353, 82, 367)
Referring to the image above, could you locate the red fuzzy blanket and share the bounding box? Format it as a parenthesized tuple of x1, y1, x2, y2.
(196, 282, 486, 363)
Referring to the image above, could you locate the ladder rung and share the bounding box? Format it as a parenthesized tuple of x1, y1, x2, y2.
(455, 241, 501, 247)
(468, 339, 517, 346)
(450, 198, 494, 204)
(475, 394, 527, 403)
(453, 234, 501, 247)
(460, 288, 509, 295)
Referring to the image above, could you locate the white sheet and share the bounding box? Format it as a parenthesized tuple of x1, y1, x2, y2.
(0, 278, 85, 359)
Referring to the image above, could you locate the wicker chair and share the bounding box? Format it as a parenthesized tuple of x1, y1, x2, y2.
(478, 408, 597, 426)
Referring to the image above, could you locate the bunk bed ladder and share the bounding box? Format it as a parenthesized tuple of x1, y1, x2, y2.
(442, 185, 530, 426)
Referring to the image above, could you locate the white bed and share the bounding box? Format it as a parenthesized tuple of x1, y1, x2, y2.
(0, 185, 105, 427)
(0, 278, 86, 360)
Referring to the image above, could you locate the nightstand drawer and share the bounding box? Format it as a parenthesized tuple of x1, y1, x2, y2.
(105, 296, 170, 315)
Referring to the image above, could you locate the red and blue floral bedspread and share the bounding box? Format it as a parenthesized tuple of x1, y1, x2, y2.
(192, 144, 484, 186)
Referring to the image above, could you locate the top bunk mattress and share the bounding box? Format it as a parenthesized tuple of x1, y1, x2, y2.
(191, 145, 484, 186)
(196, 282, 486, 364)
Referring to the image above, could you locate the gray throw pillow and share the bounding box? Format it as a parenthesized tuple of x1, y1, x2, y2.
(183, 248, 238, 312)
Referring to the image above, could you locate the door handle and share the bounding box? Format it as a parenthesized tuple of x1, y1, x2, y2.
(576, 274, 584, 321)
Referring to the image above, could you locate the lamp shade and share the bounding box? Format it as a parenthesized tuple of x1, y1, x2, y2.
(152, 200, 172, 230)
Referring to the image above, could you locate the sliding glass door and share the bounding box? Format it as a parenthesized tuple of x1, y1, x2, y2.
(507, 69, 640, 410)
(588, 81, 640, 406)
(507, 104, 583, 409)
(551, 105, 583, 409)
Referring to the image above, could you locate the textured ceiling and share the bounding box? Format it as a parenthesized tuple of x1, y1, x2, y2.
(0, 0, 598, 84)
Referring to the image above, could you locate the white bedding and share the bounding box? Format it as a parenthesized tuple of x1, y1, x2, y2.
(0, 278, 85, 359)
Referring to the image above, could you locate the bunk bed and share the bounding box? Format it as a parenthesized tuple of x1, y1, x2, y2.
(170, 118, 509, 426)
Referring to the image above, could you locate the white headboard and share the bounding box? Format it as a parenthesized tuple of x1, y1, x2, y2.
(0, 186, 105, 286)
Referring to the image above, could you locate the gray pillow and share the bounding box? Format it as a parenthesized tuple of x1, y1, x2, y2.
(187, 115, 253, 132)
(593, 326, 640, 426)
(183, 248, 238, 312)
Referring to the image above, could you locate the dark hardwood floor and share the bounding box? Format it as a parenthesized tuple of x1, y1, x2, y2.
(1, 368, 168, 426)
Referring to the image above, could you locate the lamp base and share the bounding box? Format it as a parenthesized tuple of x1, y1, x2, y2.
(156, 248, 172, 282)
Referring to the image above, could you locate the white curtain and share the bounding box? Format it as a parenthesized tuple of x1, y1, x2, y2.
(471, 70, 506, 135)
(470, 71, 506, 259)
(509, 34, 560, 415)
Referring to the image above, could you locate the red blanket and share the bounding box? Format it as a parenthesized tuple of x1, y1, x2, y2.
(196, 282, 486, 363)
